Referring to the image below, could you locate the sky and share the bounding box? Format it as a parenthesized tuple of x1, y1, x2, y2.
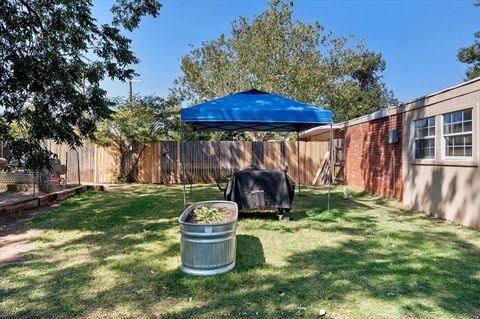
(93, 0, 480, 103)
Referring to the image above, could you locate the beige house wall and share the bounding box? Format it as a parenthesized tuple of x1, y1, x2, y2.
(401, 78, 480, 228)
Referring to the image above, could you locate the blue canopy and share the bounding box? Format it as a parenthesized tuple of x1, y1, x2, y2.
(181, 89, 332, 132)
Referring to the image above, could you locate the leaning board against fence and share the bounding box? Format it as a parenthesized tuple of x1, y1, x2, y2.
(47, 141, 328, 185)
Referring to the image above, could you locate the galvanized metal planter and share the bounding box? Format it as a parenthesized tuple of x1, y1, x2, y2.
(179, 201, 238, 276)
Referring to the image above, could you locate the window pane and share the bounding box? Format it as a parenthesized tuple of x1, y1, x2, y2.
(444, 114, 452, 124)
(415, 138, 435, 159)
(443, 109, 473, 135)
(464, 134, 472, 145)
(445, 137, 454, 147)
(414, 116, 435, 138)
(464, 109, 472, 121)
(445, 122, 462, 134)
(466, 146, 473, 157)
(446, 147, 453, 157)
(444, 134, 473, 158)
(415, 118, 427, 129)
(453, 135, 463, 145)
(416, 127, 427, 138)
(453, 147, 463, 157)
(452, 112, 462, 123)
(464, 120, 472, 133)
(454, 123, 463, 133)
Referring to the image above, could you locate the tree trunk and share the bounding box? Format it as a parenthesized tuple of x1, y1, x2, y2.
(128, 143, 146, 182)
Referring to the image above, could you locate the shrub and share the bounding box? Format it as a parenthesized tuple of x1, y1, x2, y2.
(113, 173, 128, 184)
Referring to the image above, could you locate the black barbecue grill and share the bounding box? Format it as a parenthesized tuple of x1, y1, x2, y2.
(223, 168, 295, 212)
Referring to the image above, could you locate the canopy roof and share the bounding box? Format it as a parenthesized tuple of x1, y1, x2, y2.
(181, 89, 332, 132)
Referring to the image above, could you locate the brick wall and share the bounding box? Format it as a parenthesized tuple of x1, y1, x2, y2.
(340, 113, 403, 200)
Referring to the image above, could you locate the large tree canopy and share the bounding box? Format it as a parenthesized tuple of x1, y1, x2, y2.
(458, 1, 480, 80)
(173, 0, 395, 133)
(95, 96, 179, 181)
(0, 0, 161, 170)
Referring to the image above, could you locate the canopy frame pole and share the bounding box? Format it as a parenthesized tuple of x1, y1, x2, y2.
(297, 131, 300, 195)
(327, 122, 333, 212)
(190, 130, 196, 196)
(181, 123, 187, 208)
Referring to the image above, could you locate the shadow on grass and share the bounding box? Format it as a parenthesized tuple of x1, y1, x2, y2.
(241, 190, 379, 237)
(1, 185, 479, 318)
(236, 235, 265, 272)
(238, 211, 280, 220)
(157, 229, 480, 318)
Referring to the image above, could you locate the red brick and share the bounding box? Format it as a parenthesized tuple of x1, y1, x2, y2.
(342, 114, 403, 201)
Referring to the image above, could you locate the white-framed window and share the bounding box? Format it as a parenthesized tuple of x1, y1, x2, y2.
(414, 116, 436, 159)
(443, 108, 473, 159)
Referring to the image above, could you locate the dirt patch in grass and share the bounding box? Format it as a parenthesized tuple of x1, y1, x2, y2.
(0, 229, 38, 264)
(0, 204, 59, 265)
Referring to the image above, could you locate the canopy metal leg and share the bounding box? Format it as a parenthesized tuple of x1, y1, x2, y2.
(297, 131, 300, 195)
(181, 123, 187, 208)
(190, 130, 196, 196)
(327, 122, 333, 211)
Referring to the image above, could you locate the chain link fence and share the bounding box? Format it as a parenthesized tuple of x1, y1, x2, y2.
(0, 141, 81, 205)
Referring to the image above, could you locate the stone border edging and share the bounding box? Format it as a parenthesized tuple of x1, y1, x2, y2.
(0, 185, 105, 217)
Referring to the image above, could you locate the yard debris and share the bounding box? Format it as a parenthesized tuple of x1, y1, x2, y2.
(319, 308, 327, 316)
(296, 307, 306, 316)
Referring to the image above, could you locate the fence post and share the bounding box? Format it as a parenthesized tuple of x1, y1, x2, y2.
(77, 149, 81, 185)
(65, 152, 68, 184)
(94, 144, 97, 184)
(33, 170, 36, 196)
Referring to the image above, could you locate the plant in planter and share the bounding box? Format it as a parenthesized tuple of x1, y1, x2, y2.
(188, 206, 235, 224)
(179, 201, 238, 276)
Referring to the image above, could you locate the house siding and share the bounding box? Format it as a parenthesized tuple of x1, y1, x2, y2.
(401, 80, 480, 229)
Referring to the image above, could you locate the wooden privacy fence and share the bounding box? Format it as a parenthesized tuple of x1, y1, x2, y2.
(47, 141, 329, 185)
(45, 141, 119, 184)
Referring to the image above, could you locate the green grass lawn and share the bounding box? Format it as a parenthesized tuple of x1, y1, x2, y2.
(1, 185, 480, 319)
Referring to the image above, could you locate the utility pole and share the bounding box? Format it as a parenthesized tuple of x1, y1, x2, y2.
(128, 79, 142, 103)
(129, 80, 133, 102)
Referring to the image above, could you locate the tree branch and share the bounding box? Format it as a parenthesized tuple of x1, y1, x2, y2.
(18, 0, 47, 35)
